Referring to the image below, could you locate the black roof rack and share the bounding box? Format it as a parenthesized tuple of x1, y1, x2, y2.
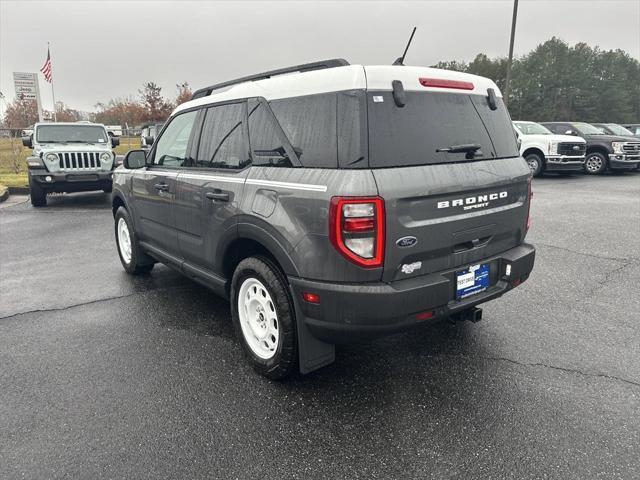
(191, 58, 350, 100)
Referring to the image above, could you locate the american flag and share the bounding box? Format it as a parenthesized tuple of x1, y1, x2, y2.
(40, 48, 52, 83)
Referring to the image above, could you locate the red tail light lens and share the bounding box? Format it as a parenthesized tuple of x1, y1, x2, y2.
(419, 77, 474, 90)
(329, 197, 385, 268)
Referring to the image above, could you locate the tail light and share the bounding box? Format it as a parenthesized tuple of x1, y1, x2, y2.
(419, 77, 474, 90)
(329, 197, 385, 268)
(525, 178, 533, 233)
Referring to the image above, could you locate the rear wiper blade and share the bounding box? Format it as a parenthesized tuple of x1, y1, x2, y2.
(436, 144, 483, 159)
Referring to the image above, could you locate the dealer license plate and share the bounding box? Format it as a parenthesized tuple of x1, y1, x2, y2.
(456, 263, 489, 299)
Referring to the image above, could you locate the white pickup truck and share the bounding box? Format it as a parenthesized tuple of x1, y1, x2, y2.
(104, 125, 123, 137)
(513, 121, 587, 176)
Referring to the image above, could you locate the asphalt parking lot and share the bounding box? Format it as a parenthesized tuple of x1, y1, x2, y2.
(1, 171, 639, 479)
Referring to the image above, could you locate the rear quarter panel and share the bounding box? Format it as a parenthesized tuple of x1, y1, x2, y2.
(240, 166, 382, 282)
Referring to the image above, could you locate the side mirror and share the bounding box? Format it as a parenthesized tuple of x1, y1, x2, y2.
(565, 130, 576, 136)
(123, 149, 147, 169)
(22, 136, 33, 148)
(111, 136, 120, 148)
(144, 136, 155, 146)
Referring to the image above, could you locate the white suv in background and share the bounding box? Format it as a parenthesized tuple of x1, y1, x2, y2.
(513, 121, 586, 176)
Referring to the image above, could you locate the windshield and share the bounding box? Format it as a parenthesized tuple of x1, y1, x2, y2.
(514, 122, 552, 135)
(604, 124, 633, 136)
(368, 91, 518, 167)
(574, 122, 605, 135)
(36, 125, 108, 143)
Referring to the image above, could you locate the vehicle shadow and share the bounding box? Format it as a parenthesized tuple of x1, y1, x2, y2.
(43, 191, 112, 209)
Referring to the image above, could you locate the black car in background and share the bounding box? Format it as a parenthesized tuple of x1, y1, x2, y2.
(541, 122, 640, 174)
(593, 123, 639, 138)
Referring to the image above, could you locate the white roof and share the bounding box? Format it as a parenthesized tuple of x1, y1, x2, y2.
(174, 65, 501, 115)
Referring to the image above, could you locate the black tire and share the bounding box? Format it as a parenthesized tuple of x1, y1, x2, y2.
(28, 177, 47, 207)
(584, 152, 607, 175)
(230, 256, 297, 380)
(524, 153, 544, 177)
(114, 206, 154, 274)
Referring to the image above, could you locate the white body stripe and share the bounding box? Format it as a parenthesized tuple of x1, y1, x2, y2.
(130, 169, 327, 192)
(246, 179, 327, 192)
(179, 173, 245, 184)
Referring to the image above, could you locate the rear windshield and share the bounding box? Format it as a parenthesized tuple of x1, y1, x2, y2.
(368, 91, 518, 168)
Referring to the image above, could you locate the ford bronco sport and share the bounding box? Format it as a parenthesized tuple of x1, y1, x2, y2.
(23, 122, 120, 206)
(111, 59, 536, 379)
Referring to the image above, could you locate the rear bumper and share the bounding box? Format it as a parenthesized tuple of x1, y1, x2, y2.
(289, 243, 535, 343)
(29, 169, 113, 192)
(545, 155, 584, 171)
(609, 154, 640, 169)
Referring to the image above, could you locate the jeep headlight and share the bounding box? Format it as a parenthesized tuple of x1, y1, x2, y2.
(45, 153, 58, 162)
(549, 142, 559, 155)
(611, 142, 625, 154)
(100, 152, 112, 162)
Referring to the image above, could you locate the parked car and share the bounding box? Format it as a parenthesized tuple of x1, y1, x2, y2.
(541, 122, 640, 174)
(22, 121, 119, 207)
(622, 124, 640, 136)
(593, 123, 638, 138)
(112, 59, 535, 379)
(513, 121, 586, 176)
(105, 125, 123, 137)
(140, 123, 164, 150)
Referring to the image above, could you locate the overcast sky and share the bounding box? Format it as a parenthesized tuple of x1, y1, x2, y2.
(1, 0, 639, 113)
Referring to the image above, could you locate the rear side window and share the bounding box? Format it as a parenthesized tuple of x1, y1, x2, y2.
(368, 91, 517, 168)
(248, 100, 293, 167)
(269, 93, 338, 168)
(195, 102, 249, 169)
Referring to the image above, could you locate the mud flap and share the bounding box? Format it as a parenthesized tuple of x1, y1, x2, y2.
(291, 292, 335, 374)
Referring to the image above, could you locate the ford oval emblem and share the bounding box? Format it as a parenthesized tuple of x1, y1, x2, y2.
(396, 236, 418, 248)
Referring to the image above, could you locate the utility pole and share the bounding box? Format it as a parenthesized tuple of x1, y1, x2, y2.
(504, 0, 519, 106)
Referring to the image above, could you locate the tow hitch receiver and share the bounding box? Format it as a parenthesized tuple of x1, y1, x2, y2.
(450, 307, 483, 323)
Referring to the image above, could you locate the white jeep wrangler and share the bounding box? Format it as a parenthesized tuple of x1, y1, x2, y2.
(513, 121, 586, 176)
(22, 122, 119, 206)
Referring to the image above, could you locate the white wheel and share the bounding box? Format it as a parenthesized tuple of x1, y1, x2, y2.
(237, 277, 279, 359)
(117, 217, 132, 265)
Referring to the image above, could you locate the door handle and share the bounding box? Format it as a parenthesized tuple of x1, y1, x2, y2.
(205, 191, 230, 202)
(153, 183, 169, 191)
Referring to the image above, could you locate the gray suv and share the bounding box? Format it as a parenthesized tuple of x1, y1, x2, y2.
(112, 59, 536, 379)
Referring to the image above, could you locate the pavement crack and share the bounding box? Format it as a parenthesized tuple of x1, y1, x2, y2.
(534, 242, 633, 262)
(0, 286, 189, 321)
(584, 260, 637, 297)
(479, 355, 640, 388)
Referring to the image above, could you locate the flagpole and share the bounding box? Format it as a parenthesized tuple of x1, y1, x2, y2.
(48, 42, 57, 121)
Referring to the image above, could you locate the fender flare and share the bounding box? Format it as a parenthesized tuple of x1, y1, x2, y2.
(232, 222, 300, 277)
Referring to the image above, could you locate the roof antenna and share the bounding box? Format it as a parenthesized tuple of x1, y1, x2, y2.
(393, 27, 417, 66)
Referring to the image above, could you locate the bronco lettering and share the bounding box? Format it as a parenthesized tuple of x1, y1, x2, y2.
(437, 191, 507, 209)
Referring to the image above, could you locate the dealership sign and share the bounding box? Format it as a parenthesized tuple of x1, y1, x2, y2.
(13, 72, 43, 122)
(13, 72, 39, 100)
